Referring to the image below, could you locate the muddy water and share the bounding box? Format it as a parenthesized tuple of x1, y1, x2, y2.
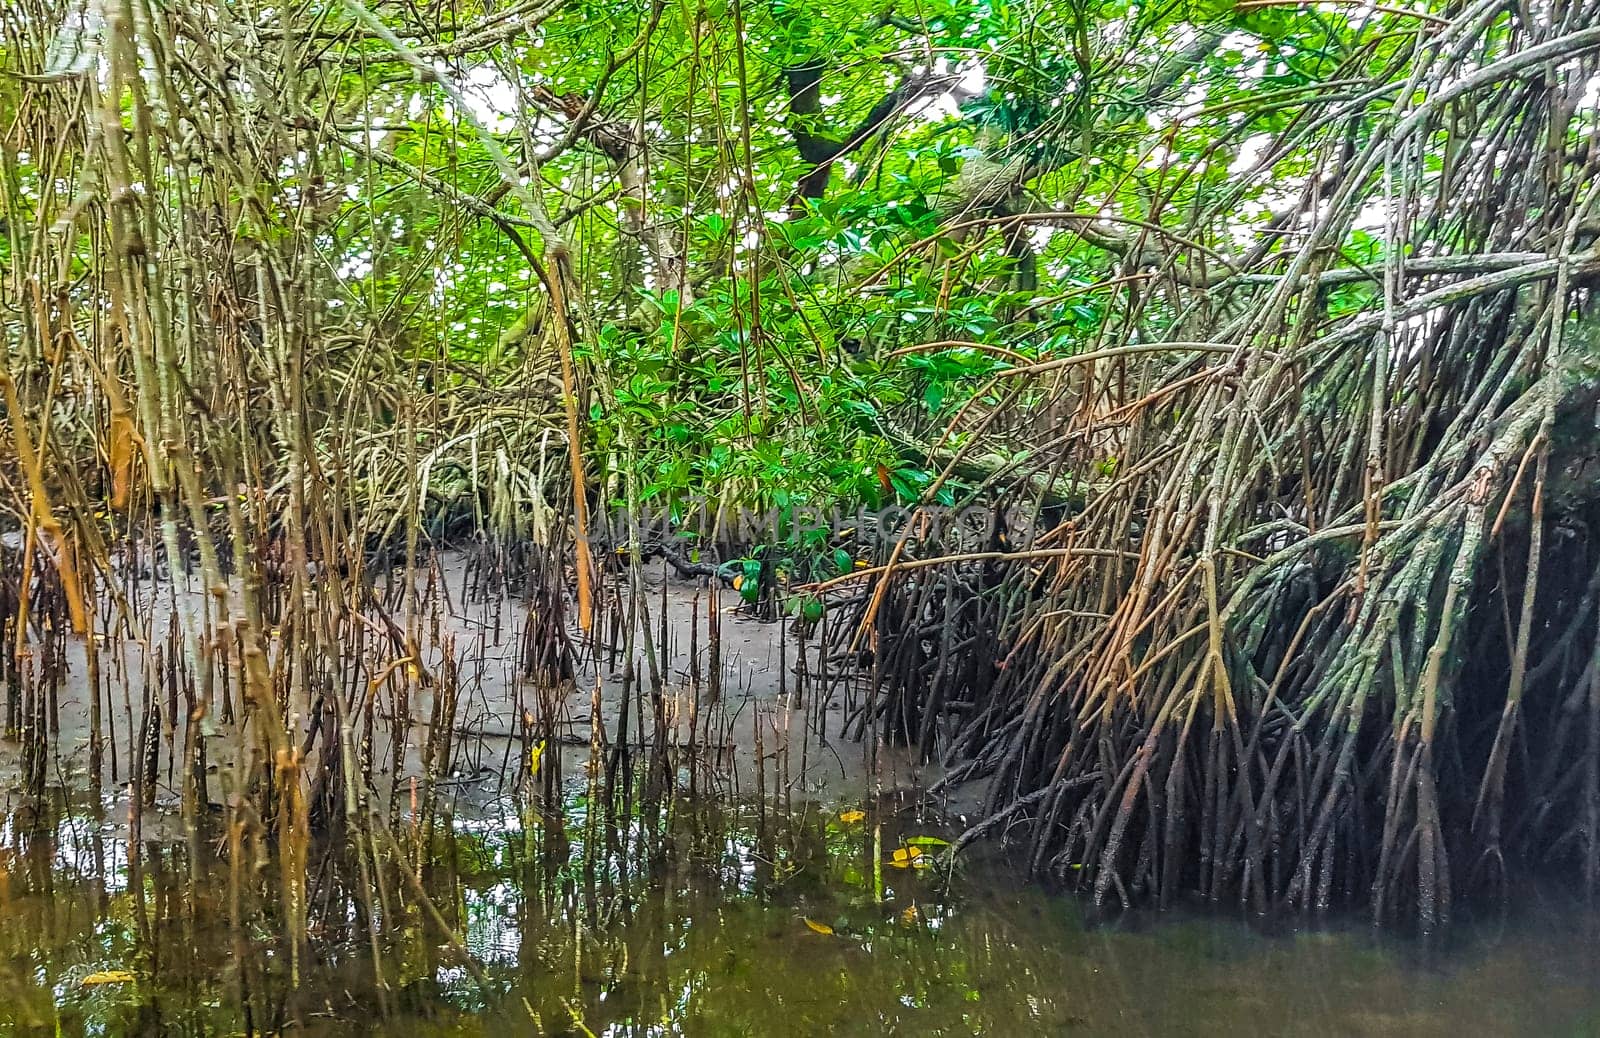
(1, 559, 1596, 1035)
(1, 793, 1597, 1037)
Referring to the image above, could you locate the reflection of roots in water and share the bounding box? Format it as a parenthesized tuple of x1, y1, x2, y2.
(0, 532, 929, 1021)
(0, 783, 946, 1033)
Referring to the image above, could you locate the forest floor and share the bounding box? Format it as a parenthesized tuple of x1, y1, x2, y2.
(0, 551, 950, 838)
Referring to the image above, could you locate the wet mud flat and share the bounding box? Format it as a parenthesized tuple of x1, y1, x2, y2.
(0, 547, 933, 822)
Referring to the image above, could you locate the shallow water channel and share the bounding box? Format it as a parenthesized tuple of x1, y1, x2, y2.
(1, 789, 1598, 1037)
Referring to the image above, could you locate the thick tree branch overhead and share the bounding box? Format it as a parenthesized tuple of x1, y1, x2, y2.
(783, 50, 951, 202)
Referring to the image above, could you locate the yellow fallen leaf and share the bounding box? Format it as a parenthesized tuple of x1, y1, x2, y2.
(838, 810, 865, 824)
(901, 905, 920, 924)
(888, 845, 925, 869)
(732, 575, 743, 591)
(803, 918, 834, 936)
(82, 970, 136, 987)
(530, 739, 547, 776)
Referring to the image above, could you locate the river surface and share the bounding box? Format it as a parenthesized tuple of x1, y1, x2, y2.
(0, 791, 1597, 1036)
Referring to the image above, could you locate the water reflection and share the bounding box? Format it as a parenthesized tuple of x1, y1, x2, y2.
(1, 793, 1598, 1036)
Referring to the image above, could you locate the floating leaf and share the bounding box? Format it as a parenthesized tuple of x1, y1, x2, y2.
(838, 809, 865, 824)
(904, 835, 950, 849)
(900, 904, 920, 924)
(803, 917, 834, 935)
(888, 845, 926, 869)
(82, 970, 136, 987)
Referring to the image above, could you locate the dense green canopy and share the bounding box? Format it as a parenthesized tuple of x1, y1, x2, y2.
(5, 0, 1447, 520)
